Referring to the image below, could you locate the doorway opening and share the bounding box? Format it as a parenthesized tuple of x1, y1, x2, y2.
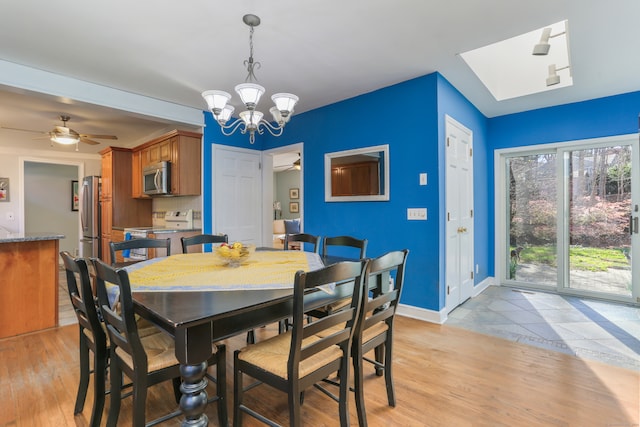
(262, 143, 303, 249)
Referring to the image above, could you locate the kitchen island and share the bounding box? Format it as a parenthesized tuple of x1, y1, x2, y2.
(0, 232, 64, 339)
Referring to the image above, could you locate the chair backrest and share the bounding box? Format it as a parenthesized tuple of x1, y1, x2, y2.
(181, 233, 228, 253)
(284, 233, 320, 253)
(289, 259, 368, 377)
(60, 251, 106, 348)
(109, 237, 171, 266)
(93, 258, 148, 371)
(356, 249, 409, 342)
(323, 235, 368, 259)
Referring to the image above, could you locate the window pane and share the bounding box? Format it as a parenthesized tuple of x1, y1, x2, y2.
(507, 154, 557, 285)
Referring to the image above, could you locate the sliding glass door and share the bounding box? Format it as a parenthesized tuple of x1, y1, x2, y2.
(564, 145, 633, 297)
(501, 136, 638, 303)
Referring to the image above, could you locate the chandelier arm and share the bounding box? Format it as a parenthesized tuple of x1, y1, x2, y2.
(258, 120, 285, 137)
(219, 118, 246, 136)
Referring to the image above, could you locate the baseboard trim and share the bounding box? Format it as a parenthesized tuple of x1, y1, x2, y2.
(397, 276, 496, 324)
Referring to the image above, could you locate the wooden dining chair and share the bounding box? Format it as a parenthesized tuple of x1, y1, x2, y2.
(308, 236, 368, 321)
(323, 235, 368, 260)
(233, 259, 368, 427)
(284, 233, 320, 253)
(346, 250, 411, 426)
(60, 251, 109, 427)
(92, 258, 228, 427)
(181, 233, 228, 253)
(109, 237, 171, 266)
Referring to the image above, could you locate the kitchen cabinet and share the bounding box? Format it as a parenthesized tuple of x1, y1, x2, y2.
(133, 129, 202, 197)
(100, 146, 152, 264)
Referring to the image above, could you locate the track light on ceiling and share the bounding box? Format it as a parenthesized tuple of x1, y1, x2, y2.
(532, 27, 567, 56)
(546, 64, 570, 86)
(201, 14, 299, 144)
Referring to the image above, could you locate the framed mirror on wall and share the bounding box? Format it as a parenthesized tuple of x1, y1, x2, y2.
(324, 144, 389, 202)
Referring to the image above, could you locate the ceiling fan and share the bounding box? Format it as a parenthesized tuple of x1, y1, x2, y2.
(0, 115, 118, 149)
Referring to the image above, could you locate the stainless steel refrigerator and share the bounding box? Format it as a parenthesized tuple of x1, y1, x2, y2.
(80, 176, 101, 258)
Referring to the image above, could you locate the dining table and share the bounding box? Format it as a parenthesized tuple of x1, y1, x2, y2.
(123, 249, 359, 427)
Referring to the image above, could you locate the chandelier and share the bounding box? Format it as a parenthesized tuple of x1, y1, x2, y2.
(202, 14, 299, 144)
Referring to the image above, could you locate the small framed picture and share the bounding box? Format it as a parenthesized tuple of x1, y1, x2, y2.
(0, 177, 9, 202)
(289, 202, 299, 213)
(289, 188, 299, 199)
(71, 180, 79, 211)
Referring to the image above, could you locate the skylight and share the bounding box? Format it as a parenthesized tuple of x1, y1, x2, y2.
(460, 20, 571, 101)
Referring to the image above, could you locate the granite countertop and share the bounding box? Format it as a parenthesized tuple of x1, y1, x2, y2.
(0, 232, 65, 243)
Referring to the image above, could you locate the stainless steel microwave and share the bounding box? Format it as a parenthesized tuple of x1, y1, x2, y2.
(143, 161, 171, 196)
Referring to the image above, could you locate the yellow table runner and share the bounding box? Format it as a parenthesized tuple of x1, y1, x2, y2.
(126, 251, 322, 292)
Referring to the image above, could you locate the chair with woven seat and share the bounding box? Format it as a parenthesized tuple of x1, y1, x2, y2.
(233, 259, 368, 427)
(181, 233, 228, 253)
(323, 235, 368, 260)
(109, 237, 171, 267)
(313, 250, 408, 426)
(93, 258, 227, 427)
(60, 251, 109, 427)
(307, 235, 368, 320)
(352, 249, 409, 426)
(284, 233, 320, 253)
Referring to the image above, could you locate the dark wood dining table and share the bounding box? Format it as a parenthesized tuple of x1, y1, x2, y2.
(127, 250, 357, 427)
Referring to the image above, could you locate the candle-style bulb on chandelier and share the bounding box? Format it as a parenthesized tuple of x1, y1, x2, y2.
(202, 14, 299, 144)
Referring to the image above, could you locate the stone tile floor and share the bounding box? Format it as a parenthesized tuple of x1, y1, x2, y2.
(447, 285, 640, 371)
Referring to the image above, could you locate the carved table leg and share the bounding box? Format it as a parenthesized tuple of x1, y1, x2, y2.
(180, 362, 209, 427)
(175, 322, 215, 427)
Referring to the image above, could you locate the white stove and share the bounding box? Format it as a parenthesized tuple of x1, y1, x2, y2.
(123, 210, 194, 260)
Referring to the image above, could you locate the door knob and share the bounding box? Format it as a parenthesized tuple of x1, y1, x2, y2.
(457, 227, 467, 233)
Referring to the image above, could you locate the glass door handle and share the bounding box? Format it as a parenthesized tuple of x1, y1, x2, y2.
(632, 215, 639, 235)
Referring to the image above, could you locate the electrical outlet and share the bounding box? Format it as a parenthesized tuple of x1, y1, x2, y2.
(407, 208, 427, 220)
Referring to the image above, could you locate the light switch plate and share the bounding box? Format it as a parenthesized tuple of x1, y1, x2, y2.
(419, 173, 427, 186)
(407, 208, 427, 220)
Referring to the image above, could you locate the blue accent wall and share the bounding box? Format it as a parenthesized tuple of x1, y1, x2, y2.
(486, 91, 640, 287)
(436, 75, 490, 308)
(201, 72, 639, 314)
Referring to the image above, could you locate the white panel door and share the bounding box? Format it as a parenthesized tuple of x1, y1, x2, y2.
(213, 146, 262, 245)
(445, 116, 474, 314)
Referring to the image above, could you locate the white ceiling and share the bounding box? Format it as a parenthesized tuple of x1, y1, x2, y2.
(1, 1, 639, 154)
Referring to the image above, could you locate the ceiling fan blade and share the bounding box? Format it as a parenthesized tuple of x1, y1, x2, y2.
(0, 125, 47, 135)
(80, 133, 118, 140)
(79, 137, 100, 145)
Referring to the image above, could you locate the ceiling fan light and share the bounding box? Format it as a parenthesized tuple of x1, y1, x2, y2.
(235, 83, 265, 109)
(51, 134, 80, 145)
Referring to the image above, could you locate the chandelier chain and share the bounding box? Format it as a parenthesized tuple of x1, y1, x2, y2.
(244, 24, 261, 83)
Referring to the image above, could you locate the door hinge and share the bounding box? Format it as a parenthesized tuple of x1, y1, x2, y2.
(447, 212, 450, 221)
(447, 285, 450, 295)
(469, 147, 473, 157)
(470, 209, 473, 218)
(470, 271, 474, 280)
(446, 137, 450, 147)
(258, 162, 262, 170)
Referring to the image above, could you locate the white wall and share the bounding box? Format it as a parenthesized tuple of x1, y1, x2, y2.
(0, 146, 101, 234)
(24, 162, 79, 255)
(275, 170, 301, 220)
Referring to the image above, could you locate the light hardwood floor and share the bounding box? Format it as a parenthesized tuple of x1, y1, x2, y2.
(0, 316, 638, 426)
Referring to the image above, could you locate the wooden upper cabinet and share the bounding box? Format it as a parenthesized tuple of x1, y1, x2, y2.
(101, 150, 113, 200)
(132, 130, 202, 197)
